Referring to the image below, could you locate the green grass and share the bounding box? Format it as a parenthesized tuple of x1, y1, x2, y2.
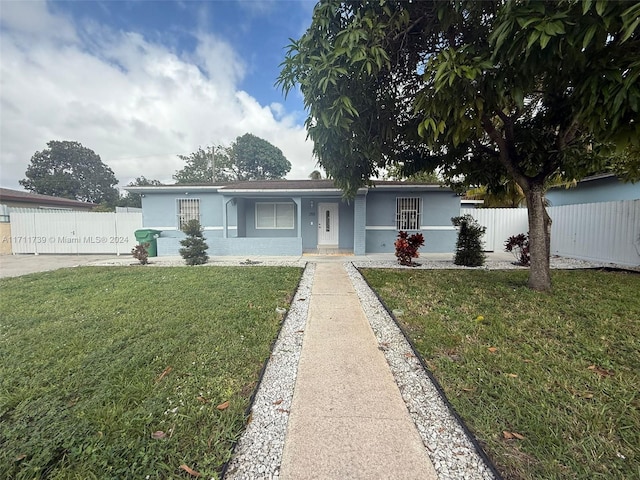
(361, 268, 640, 480)
(0, 266, 302, 479)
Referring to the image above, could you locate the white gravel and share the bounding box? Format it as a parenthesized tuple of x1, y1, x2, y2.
(88, 253, 616, 479)
(352, 254, 602, 270)
(345, 263, 497, 480)
(219, 253, 612, 480)
(223, 263, 314, 480)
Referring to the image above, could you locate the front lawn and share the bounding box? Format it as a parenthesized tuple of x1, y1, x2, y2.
(361, 268, 639, 480)
(0, 266, 302, 479)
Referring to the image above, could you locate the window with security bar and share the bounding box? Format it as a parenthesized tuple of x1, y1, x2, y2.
(177, 198, 200, 229)
(396, 197, 421, 230)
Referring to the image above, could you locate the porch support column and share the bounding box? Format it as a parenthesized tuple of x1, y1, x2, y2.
(293, 197, 302, 238)
(354, 193, 367, 255)
(222, 195, 229, 239)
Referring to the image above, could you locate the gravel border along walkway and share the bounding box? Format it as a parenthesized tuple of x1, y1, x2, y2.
(224, 263, 314, 480)
(346, 263, 497, 480)
(84, 254, 618, 479)
(222, 255, 613, 480)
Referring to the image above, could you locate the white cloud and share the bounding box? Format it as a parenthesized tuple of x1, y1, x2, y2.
(0, 0, 316, 191)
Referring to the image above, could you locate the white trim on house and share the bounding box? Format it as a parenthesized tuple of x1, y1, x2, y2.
(365, 225, 456, 230)
(373, 184, 445, 190)
(151, 226, 237, 231)
(128, 186, 225, 193)
(222, 188, 367, 195)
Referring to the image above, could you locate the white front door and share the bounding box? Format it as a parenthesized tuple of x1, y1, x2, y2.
(317, 203, 339, 246)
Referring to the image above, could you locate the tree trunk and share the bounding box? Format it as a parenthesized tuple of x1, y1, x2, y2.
(525, 183, 552, 292)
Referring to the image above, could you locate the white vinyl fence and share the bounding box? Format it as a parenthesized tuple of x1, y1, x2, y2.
(468, 199, 640, 267)
(468, 208, 529, 252)
(8, 210, 142, 255)
(549, 200, 640, 266)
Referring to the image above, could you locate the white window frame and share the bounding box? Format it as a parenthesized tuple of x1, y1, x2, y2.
(396, 197, 421, 230)
(177, 198, 200, 229)
(255, 202, 295, 230)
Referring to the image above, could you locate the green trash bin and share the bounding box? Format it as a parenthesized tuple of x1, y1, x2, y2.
(134, 229, 162, 257)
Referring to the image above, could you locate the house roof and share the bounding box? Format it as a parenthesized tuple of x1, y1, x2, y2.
(575, 173, 617, 183)
(546, 173, 629, 191)
(125, 179, 450, 194)
(0, 188, 96, 208)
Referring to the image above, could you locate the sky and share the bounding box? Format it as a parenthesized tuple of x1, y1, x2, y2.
(0, 0, 319, 192)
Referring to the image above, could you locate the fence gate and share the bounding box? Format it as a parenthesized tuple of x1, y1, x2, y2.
(8, 211, 142, 255)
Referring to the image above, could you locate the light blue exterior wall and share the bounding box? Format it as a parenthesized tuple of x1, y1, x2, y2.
(546, 177, 639, 206)
(300, 197, 317, 249)
(338, 200, 355, 249)
(364, 189, 459, 253)
(139, 185, 459, 255)
(353, 194, 366, 255)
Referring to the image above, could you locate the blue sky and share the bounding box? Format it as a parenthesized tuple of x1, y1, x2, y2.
(0, 0, 318, 190)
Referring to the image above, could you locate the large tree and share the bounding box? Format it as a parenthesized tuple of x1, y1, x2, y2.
(173, 145, 230, 184)
(279, 0, 640, 291)
(228, 133, 291, 181)
(20, 140, 119, 205)
(173, 134, 291, 184)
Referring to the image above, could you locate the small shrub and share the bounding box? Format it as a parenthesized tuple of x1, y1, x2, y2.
(179, 220, 209, 265)
(131, 243, 149, 265)
(394, 231, 425, 266)
(505, 232, 530, 266)
(451, 214, 486, 267)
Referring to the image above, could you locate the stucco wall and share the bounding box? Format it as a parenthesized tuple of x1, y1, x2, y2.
(142, 187, 459, 256)
(157, 234, 302, 256)
(141, 192, 225, 229)
(365, 189, 460, 253)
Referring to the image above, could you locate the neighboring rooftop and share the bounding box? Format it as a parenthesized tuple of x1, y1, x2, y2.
(0, 188, 96, 210)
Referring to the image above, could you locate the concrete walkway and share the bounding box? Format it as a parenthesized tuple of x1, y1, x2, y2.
(279, 263, 438, 479)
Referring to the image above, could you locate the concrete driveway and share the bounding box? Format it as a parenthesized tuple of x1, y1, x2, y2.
(0, 254, 122, 278)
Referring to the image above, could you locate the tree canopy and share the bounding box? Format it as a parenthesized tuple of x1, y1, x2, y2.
(228, 133, 291, 181)
(20, 140, 119, 205)
(173, 134, 291, 184)
(118, 176, 162, 208)
(173, 146, 227, 184)
(279, 0, 640, 291)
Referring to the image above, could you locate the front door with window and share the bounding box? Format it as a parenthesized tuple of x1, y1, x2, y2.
(317, 203, 339, 246)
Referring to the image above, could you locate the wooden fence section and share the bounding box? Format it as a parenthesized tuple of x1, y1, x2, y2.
(467, 200, 640, 267)
(8, 211, 142, 255)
